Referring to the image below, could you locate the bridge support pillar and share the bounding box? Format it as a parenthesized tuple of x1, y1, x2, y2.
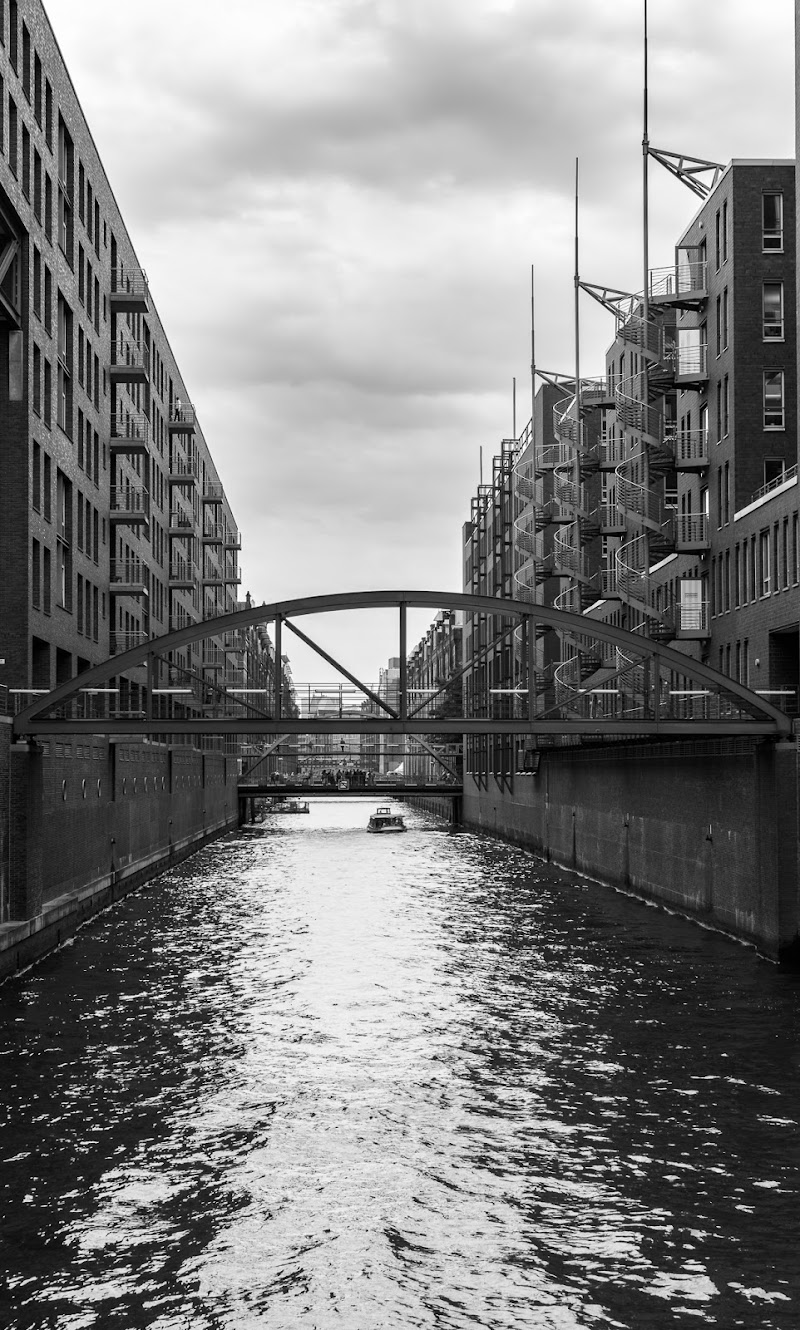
(8, 741, 43, 921)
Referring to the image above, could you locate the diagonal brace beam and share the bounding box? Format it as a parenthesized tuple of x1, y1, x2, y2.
(283, 618, 399, 719)
(648, 147, 725, 199)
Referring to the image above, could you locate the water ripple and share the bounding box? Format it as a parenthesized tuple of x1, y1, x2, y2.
(1, 799, 799, 1328)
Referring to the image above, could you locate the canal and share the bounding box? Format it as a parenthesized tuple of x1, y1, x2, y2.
(1, 799, 799, 1329)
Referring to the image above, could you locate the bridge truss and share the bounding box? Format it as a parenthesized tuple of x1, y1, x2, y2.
(11, 590, 792, 742)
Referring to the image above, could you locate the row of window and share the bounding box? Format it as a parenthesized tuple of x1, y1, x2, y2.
(710, 515, 800, 615)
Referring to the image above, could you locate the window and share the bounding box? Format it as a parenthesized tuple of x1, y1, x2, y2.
(44, 172, 52, 241)
(8, 0, 16, 70)
(43, 357, 51, 426)
(724, 461, 730, 525)
(32, 244, 41, 318)
(722, 286, 728, 350)
(760, 529, 770, 596)
(33, 148, 41, 220)
(33, 52, 41, 125)
(56, 469, 72, 610)
(714, 208, 721, 271)
(32, 343, 41, 415)
(715, 294, 721, 357)
(21, 122, 29, 197)
(7, 93, 16, 175)
(763, 282, 784, 339)
(722, 199, 728, 263)
(763, 192, 783, 251)
(44, 78, 52, 149)
(32, 538, 40, 610)
(764, 370, 785, 428)
(44, 264, 52, 333)
(43, 546, 51, 615)
(43, 451, 51, 520)
(21, 21, 29, 99)
(723, 374, 729, 437)
(716, 381, 722, 442)
(32, 440, 41, 509)
(763, 458, 786, 488)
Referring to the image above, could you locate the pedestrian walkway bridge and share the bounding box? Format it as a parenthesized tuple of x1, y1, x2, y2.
(10, 590, 793, 742)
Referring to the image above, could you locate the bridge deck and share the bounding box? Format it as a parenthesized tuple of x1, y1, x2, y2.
(239, 783, 463, 798)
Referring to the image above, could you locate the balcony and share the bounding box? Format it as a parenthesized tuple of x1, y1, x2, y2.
(598, 504, 626, 536)
(648, 258, 708, 308)
(672, 341, 708, 387)
(109, 559, 150, 597)
(674, 512, 710, 553)
(675, 601, 711, 641)
(169, 560, 197, 590)
(224, 531, 242, 551)
(224, 565, 242, 585)
(110, 411, 151, 457)
(110, 267, 149, 314)
(168, 461, 198, 489)
(110, 630, 150, 655)
(202, 524, 224, 545)
(168, 509, 195, 537)
(109, 338, 150, 385)
(202, 481, 224, 506)
(110, 485, 150, 528)
(663, 426, 709, 471)
(169, 404, 196, 435)
(169, 614, 198, 633)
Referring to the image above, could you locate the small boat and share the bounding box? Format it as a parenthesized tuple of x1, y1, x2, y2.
(267, 798, 310, 814)
(367, 806, 407, 834)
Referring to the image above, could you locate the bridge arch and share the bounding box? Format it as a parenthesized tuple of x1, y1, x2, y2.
(11, 589, 792, 739)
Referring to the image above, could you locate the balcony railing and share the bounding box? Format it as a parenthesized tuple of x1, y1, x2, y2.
(110, 267, 149, 311)
(750, 463, 798, 505)
(109, 559, 150, 593)
(110, 485, 150, 522)
(110, 339, 150, 380)
(648, 259, 707, 303)
(110, 630, 150, 655)
(111, 410, 151, 448)
(202, 482, 224, 504)
(169, 404, 196, 433)
(663, 426, 709, 470)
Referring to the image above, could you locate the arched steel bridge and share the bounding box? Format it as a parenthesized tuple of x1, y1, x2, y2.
(11, 590, 792, 740)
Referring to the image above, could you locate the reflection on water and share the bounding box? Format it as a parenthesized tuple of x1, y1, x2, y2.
(1, 798, 799, 1328)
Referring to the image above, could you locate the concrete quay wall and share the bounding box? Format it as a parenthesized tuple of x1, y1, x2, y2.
(463, 739, 800, 964)
(0, 720, 239, 981)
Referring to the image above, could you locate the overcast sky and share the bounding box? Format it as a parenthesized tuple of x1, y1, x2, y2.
(45, 0, 795, 680)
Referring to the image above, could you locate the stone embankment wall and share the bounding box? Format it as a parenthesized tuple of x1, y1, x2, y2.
(0, 719, 239, 980)
(463, 739, 800, 964)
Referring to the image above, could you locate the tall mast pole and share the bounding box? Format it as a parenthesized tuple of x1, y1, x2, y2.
(641, 0, 652, 636)
(530, 264, 536, 449)
(642, 0, 650, 326)
(574, 157, 581, 416)
(513, 377, 517, 440)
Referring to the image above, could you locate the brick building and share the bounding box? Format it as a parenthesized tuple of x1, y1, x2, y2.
(0, 0, 243, 723)
(457, 158, 800, 770)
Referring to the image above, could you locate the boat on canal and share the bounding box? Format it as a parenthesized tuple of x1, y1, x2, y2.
(267, 798, 310, 814)
(367, 806, 407, 834)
